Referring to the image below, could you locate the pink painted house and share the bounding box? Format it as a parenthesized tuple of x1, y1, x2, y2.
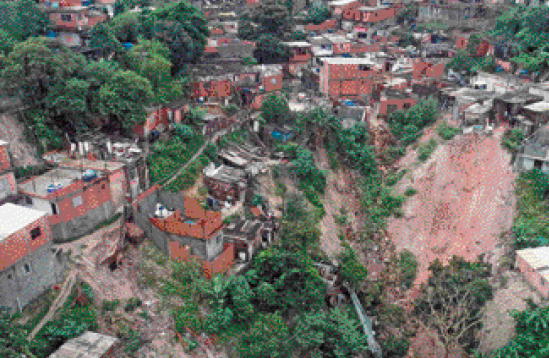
(282, 41, 312, 76)
(516, 247, 549, 298)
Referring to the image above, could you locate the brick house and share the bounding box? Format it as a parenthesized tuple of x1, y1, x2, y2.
(49, 331, 121, 358)
(329, 0, 361, 17)
(132, 187, 234, 279)
(18, 167, 116, 241)
(304, 18, 339, 33)
(412, 60, 446, 81)
(282, 41, 312, 76)
(516, 246, 549, 298)
(378, 89, 416, 116)
(357, 4, 396, 25)
(0, 203, 63, 313)
(0, 141, 18, 206)
(40, 5, 108, 48)
(319, 57, 384, 100)
(223, 219, 273, 262)
(202, 163, 248, 205)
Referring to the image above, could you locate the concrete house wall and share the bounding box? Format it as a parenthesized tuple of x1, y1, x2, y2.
(0, 214, 59, 313)
(516, 251, 549, 298)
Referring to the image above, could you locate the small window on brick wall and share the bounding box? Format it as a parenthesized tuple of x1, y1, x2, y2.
(60, 14, 72, 22)
(30, 227, 41, 240)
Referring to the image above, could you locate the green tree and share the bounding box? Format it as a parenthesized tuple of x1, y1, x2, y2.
(279, 215, 321, 258)
(479, 300, 549, 358)
(0, 307, 37, 358)
(151, 1, 209, 69)
(129, 38, 172, 89)
(14, 0, 50, 41)
(238, 313, 291, 358)
(254, 34, 291, 64)
(399, 249, 419, 290)
(246, 248, 326, 316)
(96, 70, 154, 132)
(261, 94, 290, 125)
(413, 255, 494, 357)
(44, 78, 92, 134)
(0, 29, 16, 55)
(306, 1, 331, 25)
(239, 0, 292, 41)
(336, 243, 368, 292)
(0, 37, 87, 108)
(292, 307, 369, 357)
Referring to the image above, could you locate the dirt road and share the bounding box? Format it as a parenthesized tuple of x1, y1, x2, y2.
(387, 125, 517, 287)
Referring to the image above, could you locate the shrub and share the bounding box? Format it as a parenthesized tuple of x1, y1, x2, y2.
(386, 169, 407, 187)
(501, 128, 526, 156)
(303, 187, 324, 209)
(404, 188, 418, 197)
(382, 336, 410, 357)
(437, 122, 462, 141)
(124, 297, 142, 312)
(13, 165, 51, 180)
(417, 138, 438, 162)
(399, 249, 419, 290)
(102, 299, 120, 312)
(175, 124, 195, 140)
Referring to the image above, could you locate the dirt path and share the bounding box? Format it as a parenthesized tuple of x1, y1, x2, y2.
(387, 124, 516, 287)
(0, 112, 42, 167)
(314, 147, 364, 259)
(478, 271, 543, 354)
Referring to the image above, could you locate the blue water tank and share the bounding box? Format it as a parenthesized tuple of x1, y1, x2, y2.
(123, 42, 133, 50)
(47, 31, 57, 38)
(47, 183, 63, 193)
(83, 169, 97, 182)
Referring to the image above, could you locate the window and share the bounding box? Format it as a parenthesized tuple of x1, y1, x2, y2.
(7, 274, 12, 280)
(403, 103, 411, 109)
(60, 14, 72, 22)
(51, 203, 58, 215)
(30, 228, 41, 240)
(386, 104, 398, 114)
(271, 78, 277, 85)
(72, 196, 83, 207)
(359, 65, 371, 71)
(542, 277, 547, 286)
(23, 263, 31, 275)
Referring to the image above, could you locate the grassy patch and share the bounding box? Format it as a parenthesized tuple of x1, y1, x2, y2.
(512, 169, 549, 250)
(417, 138, 438, 162)
(164, 158, 209, 193)
(437, 122, 462, 141)
(385, 169, 407, 187)
(501, 128, 526, 156)
(404, 188, 418, 197)
(148, 134, 205, 185)
(399, 249, 419, 290)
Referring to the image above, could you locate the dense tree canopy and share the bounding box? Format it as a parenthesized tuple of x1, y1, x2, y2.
(306, 1, 331, 25)
(13, 0, 50, 42)
(0, 37, 87, 107)
(261, 94, 290, 125)
(292, 307, 369, 358)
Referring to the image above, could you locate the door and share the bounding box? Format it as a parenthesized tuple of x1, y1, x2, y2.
(111, 178, 125, 209)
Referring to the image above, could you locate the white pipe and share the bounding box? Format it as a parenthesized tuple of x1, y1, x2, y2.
(78, 142, 84, 156)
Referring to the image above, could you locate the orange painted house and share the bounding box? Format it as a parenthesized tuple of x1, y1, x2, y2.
(44, 6, 107, 32)
(305, 18, 339, 33)
(0, 141, 17, 205)
(358, 5, 396, 24)
(18, 167, 116, 241)
(378, 90, 416, 116)
(319, 57, 384, 100)
(516, 247, 549, 298)
(132, 187, 234, 279)
(329, 0, 361, 16)
(413, 60, 446, 80)
(282, 41, 312, 76)
(0, 203, 62, 313)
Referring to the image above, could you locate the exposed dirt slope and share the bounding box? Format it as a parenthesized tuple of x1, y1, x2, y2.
(387, 125, 516, 287)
